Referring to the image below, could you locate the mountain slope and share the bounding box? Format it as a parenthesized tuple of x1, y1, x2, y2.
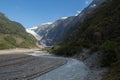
(0, 13, 37, 49)
(51, 0, 120, 79)
(35, 16, 75, 46)
(26, 27, 41, 40)
(34, 0, 106, 47)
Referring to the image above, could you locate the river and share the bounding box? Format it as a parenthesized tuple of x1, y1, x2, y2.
(28, 51, 90, 80)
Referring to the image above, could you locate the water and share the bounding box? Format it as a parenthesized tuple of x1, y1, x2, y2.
(27, 52, 89, 80)
(33, 57, 89, 80)
(27, 51, 49, 56)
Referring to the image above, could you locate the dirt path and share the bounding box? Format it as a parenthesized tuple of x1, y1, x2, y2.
(0, 50, 66, 80)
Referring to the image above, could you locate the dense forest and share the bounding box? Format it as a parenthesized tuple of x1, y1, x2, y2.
(51, 0, 120, 79)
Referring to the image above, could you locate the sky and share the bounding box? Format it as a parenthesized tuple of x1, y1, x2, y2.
(0, 0, 92, 28)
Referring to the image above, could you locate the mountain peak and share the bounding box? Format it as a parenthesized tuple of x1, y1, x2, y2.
(41, 22, 53, 26)
(61, 17, 68, 20)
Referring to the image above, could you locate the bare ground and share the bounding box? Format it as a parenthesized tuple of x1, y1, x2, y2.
(74, 49, 108, 80)
(0, 48, 39, 54)
(0, 49, 66, 80)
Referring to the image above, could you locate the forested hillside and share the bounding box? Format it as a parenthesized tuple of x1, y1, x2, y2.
(0, 13, 37, 49)
(51, 0, 120, 79)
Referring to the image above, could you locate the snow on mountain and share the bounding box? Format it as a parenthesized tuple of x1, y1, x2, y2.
(26, 28, 42, 40)
(61, 17, 68, 19)
(35, 16, 75, 46)
(29, 0, 106, 47)
(90, 4, 97, 8)
(28, 26, 38, 31)
(41, 22, 53, 25)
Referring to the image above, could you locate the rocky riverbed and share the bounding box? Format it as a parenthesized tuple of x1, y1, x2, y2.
(34, 58, 89, 80)
(0, 49, 108, 80)
(0, 50, 66, 80)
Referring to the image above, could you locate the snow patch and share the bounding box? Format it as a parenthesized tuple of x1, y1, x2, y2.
(28, 26, 38, 30)
(41, 22, 53, 25)
(26, 29, 42, 40)
(90, 4, 97, 8)
(61, 17, 68, 19)
(75, 11, 81, 16)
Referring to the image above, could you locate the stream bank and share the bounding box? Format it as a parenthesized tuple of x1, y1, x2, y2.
(74, 49, 108, 80)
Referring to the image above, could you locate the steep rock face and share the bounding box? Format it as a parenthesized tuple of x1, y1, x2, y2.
(35, 16, 75, 46)
(26, 27, 41, 40)
(34, 0, 106, 46)
(73, 0, 106, 24)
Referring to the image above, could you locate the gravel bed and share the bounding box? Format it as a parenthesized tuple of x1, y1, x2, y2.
(0, 52, 66, 80)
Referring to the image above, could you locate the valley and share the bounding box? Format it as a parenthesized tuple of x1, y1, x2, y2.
(0, 0, 120, 80)
(0, 49, 107, 80)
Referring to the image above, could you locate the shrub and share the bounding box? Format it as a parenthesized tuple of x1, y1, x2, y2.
(100, 40, 118, 67)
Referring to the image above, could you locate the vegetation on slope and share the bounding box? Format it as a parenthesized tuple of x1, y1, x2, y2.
(0, 13, 37, 49)
(51, 0, 120, 79)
